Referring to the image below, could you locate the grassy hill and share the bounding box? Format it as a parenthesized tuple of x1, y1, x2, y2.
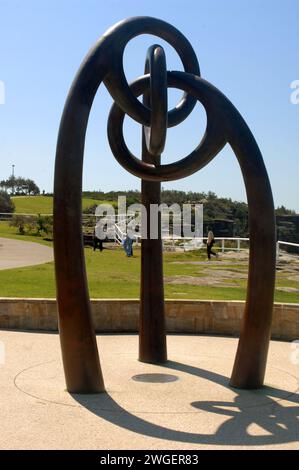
(11, 195, 113, 214)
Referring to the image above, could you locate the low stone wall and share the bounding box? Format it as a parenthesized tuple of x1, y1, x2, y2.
(0, 298, 299, 341)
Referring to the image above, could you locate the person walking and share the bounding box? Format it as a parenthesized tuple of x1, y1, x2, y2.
(206, 230, 217, 260)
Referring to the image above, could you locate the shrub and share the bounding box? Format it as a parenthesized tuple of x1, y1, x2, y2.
(9, 215, 28, 234)
(0, 191, 15, 213)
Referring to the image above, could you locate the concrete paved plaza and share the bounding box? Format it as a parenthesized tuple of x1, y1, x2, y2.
(0, 237, 53, 270)
(0, 331, 298, 450)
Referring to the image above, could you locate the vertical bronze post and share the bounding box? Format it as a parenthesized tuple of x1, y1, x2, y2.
(139, 152, 167, 363)
(227, 109, 276, 389)
(54, 79, 106, 393)
(139, 45, 167, 363)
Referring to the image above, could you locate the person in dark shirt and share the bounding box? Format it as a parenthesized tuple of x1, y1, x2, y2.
(206, 230, 217, 260)
(93, 228, 103, 252)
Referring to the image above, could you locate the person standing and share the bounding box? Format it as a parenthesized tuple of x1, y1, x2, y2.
(123, 234, 134, 257)
(93, 228, 103, 252)
(206, 230, 217, 260)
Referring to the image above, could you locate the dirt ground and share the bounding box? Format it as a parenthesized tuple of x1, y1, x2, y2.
(165, 250, 299, 293)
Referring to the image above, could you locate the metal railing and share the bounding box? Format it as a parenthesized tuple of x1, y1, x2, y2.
(276, 240, 299, 256)
(2, 213, 299, 254)
(161, 236, 250, 252)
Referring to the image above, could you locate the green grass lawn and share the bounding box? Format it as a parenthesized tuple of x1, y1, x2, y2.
(11, 195, 115, 214)
(0, 233, 298, 302)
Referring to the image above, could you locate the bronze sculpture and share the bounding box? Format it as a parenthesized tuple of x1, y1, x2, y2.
(53, 17, 276, 393)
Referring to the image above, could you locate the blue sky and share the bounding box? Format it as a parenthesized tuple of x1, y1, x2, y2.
(0, 0, 298, 210)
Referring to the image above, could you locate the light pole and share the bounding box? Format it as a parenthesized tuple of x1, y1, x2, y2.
(12, 164, 15, 194)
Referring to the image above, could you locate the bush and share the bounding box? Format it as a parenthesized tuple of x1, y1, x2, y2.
(36, 214, 53, 237)
(9, 215, 28, 234)
(0, 191, 15, 213)
(9, 214, 53, 238)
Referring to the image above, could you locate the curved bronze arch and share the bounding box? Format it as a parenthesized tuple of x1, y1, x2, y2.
(53, 18, 276, 393)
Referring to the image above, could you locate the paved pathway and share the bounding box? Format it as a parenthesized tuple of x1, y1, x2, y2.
(0, 332, 298, 449)
(0, 237, 53, 270)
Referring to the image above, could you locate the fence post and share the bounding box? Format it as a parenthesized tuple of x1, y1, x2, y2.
(237, 239, 240, 252)
(222, 239, 225, 253)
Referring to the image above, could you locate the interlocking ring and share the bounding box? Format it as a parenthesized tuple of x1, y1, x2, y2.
(107, 71, 227, 182)
(143, 44, 167, 157)
(102, 16, 200, 127)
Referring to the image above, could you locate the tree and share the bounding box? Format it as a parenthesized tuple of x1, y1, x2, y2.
(0, 191, 15, 213)
(0, 176, 40, 195)
(25, 178, 40, 195)
(275, 205, 296, 216)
